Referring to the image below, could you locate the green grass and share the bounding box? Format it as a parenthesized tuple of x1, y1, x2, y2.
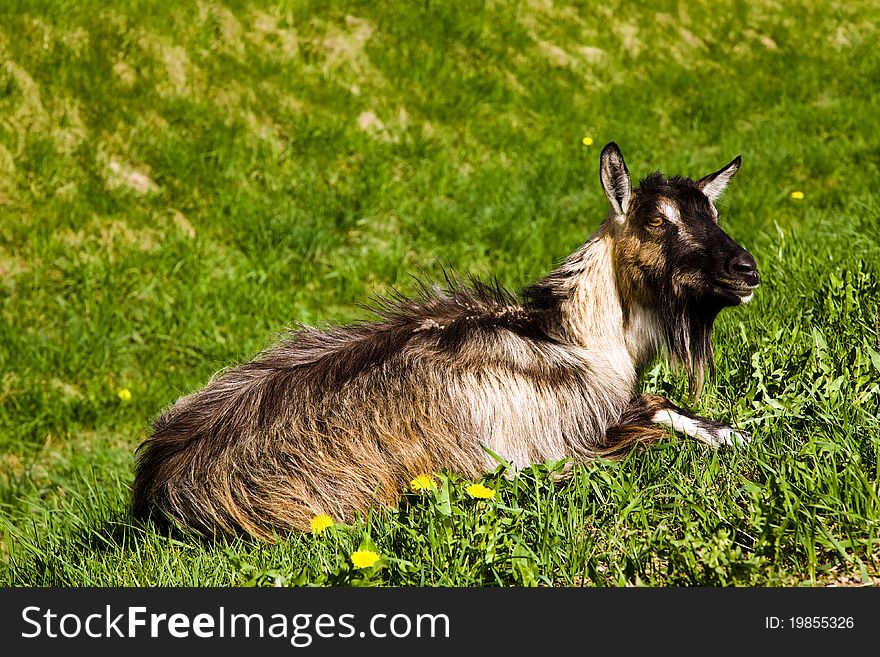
(1, 0, 879, 586)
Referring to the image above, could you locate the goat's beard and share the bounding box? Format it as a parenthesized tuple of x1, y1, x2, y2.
(659, 296, 721, 399)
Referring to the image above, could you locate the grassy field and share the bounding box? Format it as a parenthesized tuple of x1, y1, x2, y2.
(1, 0, 879, 586)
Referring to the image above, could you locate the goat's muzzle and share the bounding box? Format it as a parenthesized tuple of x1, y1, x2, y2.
(718, 251, 760, 304)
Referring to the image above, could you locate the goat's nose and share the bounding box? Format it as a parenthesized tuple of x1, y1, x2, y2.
(727, 252, 759, 285)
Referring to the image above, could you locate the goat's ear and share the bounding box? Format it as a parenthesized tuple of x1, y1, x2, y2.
(698, 156, 741, 202)
(600, 142, 631, 221)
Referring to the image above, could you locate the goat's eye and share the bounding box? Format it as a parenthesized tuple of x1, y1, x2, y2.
(647, 216, 664, 227)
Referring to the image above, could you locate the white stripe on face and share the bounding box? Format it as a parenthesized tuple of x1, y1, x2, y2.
(658, 200, 680, 223)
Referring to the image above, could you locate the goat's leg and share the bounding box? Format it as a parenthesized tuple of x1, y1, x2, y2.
(647, 396, 751, 447)
(601, 394, 750, 458)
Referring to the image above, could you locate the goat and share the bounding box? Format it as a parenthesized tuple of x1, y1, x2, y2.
(132, 142, 760, 541)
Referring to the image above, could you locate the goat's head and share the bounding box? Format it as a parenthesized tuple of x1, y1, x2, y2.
(599, 142, 760, 311)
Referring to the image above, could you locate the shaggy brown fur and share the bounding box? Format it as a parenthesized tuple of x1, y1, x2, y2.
(132, 142, 759, 540)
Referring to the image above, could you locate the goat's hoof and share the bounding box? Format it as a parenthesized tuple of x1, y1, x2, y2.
(548, 459, 575, 482)
(715, 426, 751, 447)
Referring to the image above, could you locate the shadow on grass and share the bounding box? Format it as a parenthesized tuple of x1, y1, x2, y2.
(74, 509, 227, 555)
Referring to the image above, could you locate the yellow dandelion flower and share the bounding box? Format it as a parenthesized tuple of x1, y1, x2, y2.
(465, 483, 495, 499)
(117, 388, 132, 402)
(310, 514, 334, 534)
(410, 474, 436, 492)
(790, 191, 804, 200)
(582, 136, 594, 146)
(351, 550, 381, 569)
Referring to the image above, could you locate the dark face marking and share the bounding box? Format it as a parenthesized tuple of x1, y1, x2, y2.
(616, 173, 759, 309)
(606, 170, 760, 394)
